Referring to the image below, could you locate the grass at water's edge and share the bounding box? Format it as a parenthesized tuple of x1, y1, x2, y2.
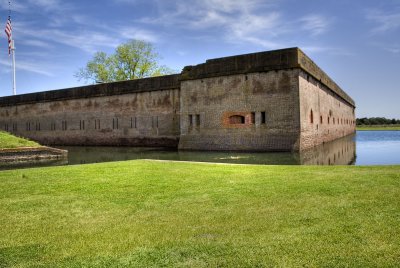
(0, 131, 40, 149)
(357, 124, 400, 131)
(0, 160, 399, 267)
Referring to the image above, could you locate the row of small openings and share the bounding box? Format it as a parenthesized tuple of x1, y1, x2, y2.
(188, 114, 201, 127)
(6, 117, 159, 132)
(24, 122, 41, 131)
(4, 123, 18, 132)
(310, 110, 355, 125)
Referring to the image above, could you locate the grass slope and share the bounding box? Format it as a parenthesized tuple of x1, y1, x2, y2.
(0, 160, 399, 267)
(0, 131, 39, 149)
(357, 124, 400, 131)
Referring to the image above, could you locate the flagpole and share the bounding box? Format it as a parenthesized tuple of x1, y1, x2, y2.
(11, 39, 16, 95)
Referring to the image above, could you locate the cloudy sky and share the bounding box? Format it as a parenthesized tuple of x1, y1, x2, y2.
(0, 0, 399, 118)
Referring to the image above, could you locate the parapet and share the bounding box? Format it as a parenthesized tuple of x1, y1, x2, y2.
(0, 48, 355, 108)
(0, 74, 180, 107)
(180, 48, 355, 107)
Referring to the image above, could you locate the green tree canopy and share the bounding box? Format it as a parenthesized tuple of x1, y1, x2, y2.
(75, 40, 175, 83)
(356, 117, 400, 125)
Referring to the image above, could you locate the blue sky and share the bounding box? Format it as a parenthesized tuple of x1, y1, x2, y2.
(0, 0, 399, 118)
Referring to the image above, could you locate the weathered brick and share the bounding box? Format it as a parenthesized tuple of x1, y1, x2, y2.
(0, 48, 355, 152)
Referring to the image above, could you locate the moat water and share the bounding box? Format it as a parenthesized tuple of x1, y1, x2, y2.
(1, 131, 400, 170)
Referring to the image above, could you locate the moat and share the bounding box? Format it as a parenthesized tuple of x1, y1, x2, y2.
(1, 131, 399, 170)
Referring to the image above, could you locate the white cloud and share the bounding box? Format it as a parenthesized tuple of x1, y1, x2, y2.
(385, 47, 400, 54)
(300, 14, 331, 36)
(137, 0, 284, 49)
(367, 9, 400, 33)
(13, 21, 120, 53)
(0, 58, 54, 76)
(21, 39, 53, 49)
(119, 27, 159, 43)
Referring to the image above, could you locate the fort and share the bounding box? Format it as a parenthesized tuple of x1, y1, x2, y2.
(0, 47, 355, 152)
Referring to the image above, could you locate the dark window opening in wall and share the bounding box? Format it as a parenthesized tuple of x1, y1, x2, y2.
(95, 119, 100, 130)
(80, 120, 85, 130)
(62, 121, 67, 131)
(229, 115, 245, 124)
(35, 122, 41, 131)
(196, 114, 200, 127)
(131, 117, 136, 128)
(51, 123, 56, 131)
(251, 112, 255, 124)
(134, 117, 137, 128)
(113, 118, 119, 130)
(307, 75, 310, 82)
(320, 116, 323, 124)
(310, 110, 314, 124)
(261, 112, 266, 124)
(26, 122, 31, 131)
(245, 75, 248, 81)
(12, 123, 17, 131)
(328, 117, 330, 124)
(189, 115, 193, 126)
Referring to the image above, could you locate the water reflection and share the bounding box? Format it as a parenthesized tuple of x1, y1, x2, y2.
(4, 131, 400, 170)
(300, 135, 356, 165)
(58, 134, 356, 166)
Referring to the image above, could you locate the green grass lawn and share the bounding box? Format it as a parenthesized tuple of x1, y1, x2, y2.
(0, 160, 399, 267)
(0, 131, 39, 149)
(357, 124, 400, 131)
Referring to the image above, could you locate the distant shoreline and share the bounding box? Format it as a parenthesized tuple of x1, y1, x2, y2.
(357, 124, 400, 131)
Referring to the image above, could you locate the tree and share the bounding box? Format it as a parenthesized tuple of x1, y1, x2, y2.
(75, 40, 175, 83)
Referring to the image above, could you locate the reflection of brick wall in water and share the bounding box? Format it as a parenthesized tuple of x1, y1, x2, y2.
(0, 48, 356, 152)
(299, 134, 356, 165)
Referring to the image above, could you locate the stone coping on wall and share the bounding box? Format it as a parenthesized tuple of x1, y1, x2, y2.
(180, 47, 355, 107)
(0, 74, 180, 107)
(0, 146, 68, 163)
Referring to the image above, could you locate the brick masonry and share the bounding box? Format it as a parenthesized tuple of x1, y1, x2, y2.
(0, 48, 355, 151)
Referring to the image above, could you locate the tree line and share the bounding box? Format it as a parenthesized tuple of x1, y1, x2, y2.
(356, 117, 400, 125)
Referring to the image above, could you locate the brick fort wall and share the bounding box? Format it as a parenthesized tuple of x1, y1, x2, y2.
(0, 48, 355, 151)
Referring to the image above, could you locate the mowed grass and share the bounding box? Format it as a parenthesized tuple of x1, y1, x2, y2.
(357, 124, 400, 131)
(0, 131, 39, 149)
(0, 160, 399, 267)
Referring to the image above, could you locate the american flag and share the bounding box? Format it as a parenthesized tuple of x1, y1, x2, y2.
(5, 17, 12, 55)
